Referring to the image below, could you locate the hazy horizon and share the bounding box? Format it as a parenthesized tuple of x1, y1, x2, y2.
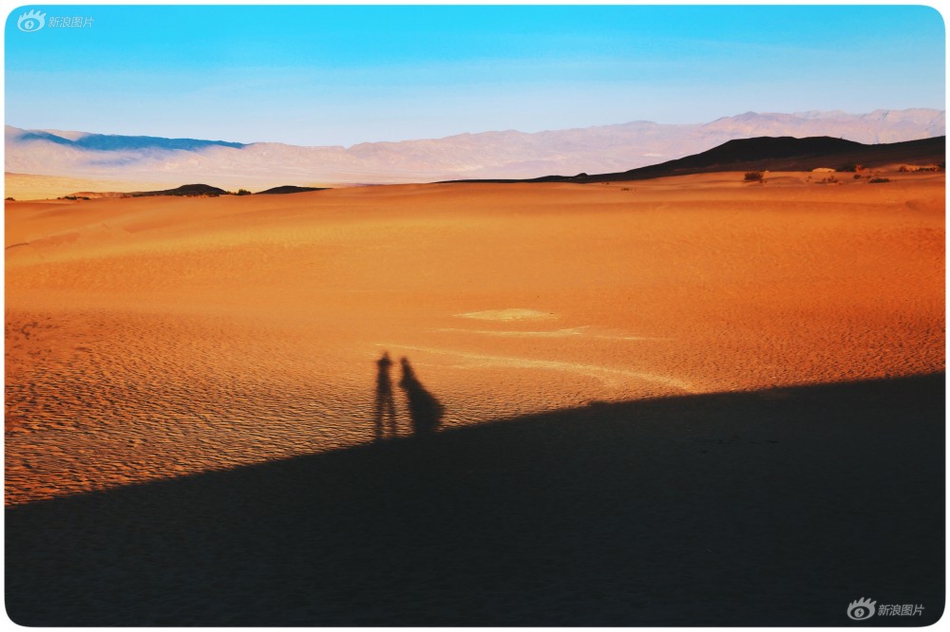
(6, 106, 947, 150)
(5, 5, 946, 147)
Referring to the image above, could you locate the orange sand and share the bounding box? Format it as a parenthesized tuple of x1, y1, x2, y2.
(5, 172, 945, 504)
(4, 172, 170, 202)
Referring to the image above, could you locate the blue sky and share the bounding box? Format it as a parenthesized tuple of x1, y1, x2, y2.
(5, 5, 946, 146)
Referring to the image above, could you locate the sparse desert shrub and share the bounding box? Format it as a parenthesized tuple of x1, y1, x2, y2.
(869, 177, 891, 184)
(235, 189, 252, 196)
(744, 171, 764, 182)
(838, 162, 859, 172)
(5, 197, 14, 201)
(853, 174, 862, 180)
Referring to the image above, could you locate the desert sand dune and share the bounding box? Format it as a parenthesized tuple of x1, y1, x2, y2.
(5, 173, 944, 505)
(5, 172, 944, 625)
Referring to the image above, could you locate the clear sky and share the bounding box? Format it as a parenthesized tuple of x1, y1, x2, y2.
(4, 4, 946, 146)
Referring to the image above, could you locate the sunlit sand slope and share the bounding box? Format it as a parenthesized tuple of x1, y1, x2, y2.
(5, 173, 944, 503)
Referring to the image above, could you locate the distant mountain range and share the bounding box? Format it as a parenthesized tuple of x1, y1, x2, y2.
(5, 109, 945, 188)
(77, 136, 947, 199)
(460, 136, 946, 184)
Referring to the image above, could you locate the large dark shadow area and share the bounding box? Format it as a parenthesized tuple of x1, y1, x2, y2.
(6, 374, 944, 626)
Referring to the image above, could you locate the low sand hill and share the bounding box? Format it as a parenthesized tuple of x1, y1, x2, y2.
(4, 172, 170, 201)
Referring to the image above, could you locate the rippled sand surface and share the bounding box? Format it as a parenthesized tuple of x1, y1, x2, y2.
(6, 174, 944, 504)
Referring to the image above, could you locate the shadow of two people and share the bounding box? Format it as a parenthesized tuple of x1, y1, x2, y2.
(375, 352, 444, 440)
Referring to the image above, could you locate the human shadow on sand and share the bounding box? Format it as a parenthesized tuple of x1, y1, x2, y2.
(6, 373, 945, 626)
(373, 352, 398, 440)
(397, 357, 444, 437)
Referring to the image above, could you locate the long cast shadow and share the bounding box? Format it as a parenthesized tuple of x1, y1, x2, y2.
(398, 356, 444, 437)
(6, 373, 945, 626)
(373, 352, 397, 440)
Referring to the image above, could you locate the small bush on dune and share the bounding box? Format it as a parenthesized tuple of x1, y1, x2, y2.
(235, 189, 252, 196)
(744, 171, 764, 182)
(869, 177, 891, 184)
(900, 165, 939, 173)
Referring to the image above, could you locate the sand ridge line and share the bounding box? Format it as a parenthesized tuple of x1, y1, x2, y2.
(379, 343, 696, 392)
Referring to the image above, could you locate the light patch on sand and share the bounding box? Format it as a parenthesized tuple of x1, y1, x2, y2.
(456, 309, 557, 321)
(438, 326, 586, 338)
(384, 344, 696, 392)
(438, 326, 668, 342)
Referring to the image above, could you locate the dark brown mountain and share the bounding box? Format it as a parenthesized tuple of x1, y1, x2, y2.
(256, 185, 328, 195)
(131, 183, 230, 197)
(449, 135, 946, 184)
